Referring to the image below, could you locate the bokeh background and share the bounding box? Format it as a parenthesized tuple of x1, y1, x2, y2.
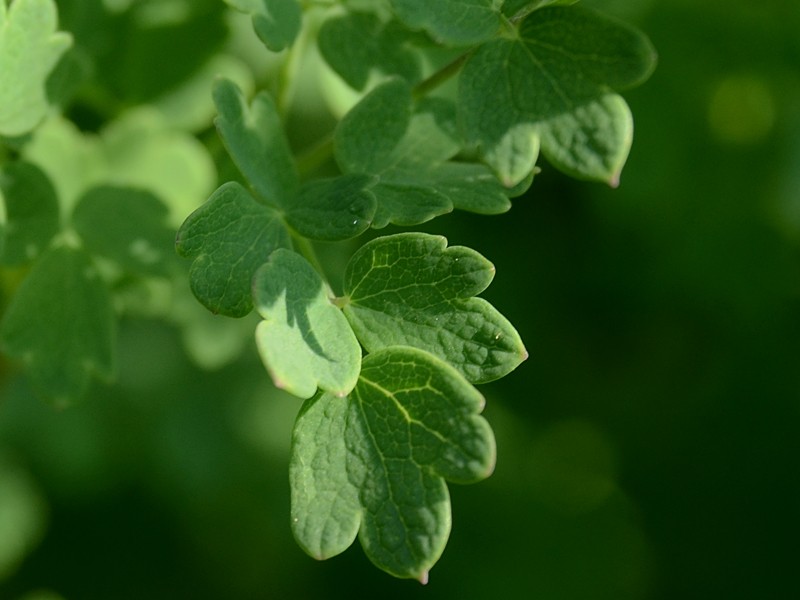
(1, 0, 798, 598)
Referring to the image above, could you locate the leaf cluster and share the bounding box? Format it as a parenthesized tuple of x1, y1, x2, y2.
(0, 0, 655, 583)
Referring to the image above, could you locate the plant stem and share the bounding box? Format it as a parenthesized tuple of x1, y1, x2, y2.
(296, 132, 335, 178)
(291, 233, 329, 286)
(412, 52, 471, 99)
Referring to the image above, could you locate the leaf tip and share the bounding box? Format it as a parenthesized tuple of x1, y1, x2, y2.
(417, 570, 430, 585)
(608, 172, 621, 189)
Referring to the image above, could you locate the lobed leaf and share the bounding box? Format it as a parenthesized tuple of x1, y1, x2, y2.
(458, 6, 657, 184)
(224, 0, 302, 52)
(0, 246, 115, 407)
(343, 233, 527, 383)
(253, 249, 361, 399)
(0, 162, 60, 265)
(285, 174, 377, 241)
(213, 78, 298, 208)
(175, 182, 291, 317)
(290, 346, 496, 581)
(539, 92, 634, 186)
(71, 186, 176, 276)
(318, 11, 423, 91)
(335, 79, 513, 227)
(388, 0, 501, 46)
(0, 0, 72, 136)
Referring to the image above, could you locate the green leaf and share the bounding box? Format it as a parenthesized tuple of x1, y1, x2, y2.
(0, 162, 60, 265)
(458, 6, 657, 184)
(71, 186, 175, 276)
(0, 190, 6, 259)
(501, 0, 579, 19)
(253, 248, 361, 399)
(45, 45, 92, 109)
(335, 79, 512, 227)
(151, 53, 255, 133)
(290, 346, 495, 581)
(0, 0, 72, 136)
(0, 245, 115, 406)
(343, 233, 527, 383)
(224, 0, 302, 52)
(318, 11, 423, 91)
(480, 124, 541, 188)
(285, 174, 377, 241)
(0, 456, 46, 581)
(176, 182, 291, 317)
(539, 92, 634, 186)
(388, 0, 501, 46)
(213, 78, 299, 208)
(96, 1, 227, 104)
(22, 111, 217, 226)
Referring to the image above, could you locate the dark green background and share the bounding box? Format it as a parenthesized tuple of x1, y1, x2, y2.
(1, 0, 798, 598)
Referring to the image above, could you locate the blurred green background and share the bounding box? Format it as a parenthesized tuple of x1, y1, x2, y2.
(1, 0, 799, 598)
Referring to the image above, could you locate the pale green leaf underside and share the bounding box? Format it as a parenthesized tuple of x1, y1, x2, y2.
(290, 346, 495, 581)
(224, 0, 301, 52)
(71, 186, 174, 276)
(344, 233, 527, 383)
(0, 161, 60, 266)
(175, 182, 291, 317)
(213, 78, 298, 207)
(335, 79, 511, 227)
(318, 12, 423, 91)
(0, 0, 72, 136)
(0, 246, 115, 406)
(458, 6, 656, 184)
(539, 92, 634, 186)
(481, 123, 541, 188)
(253, 249, 361, 399)
(388, 0, 501, 46)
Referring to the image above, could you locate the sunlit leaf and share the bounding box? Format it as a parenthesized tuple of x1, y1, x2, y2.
(344, 233, 527, 383)
(0, 0, 72, 136)
(291, 346, 496, 581)
(253, 248, 361, 399)
(539, 92, 634, 186)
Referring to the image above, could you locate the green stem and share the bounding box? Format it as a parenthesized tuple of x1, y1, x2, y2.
(296, 132, 335, 178)
(412, 52, 471, 99)
(276, 4, 331, 117)
(276, 38, 305, 117)
(291, 233, 329, 285)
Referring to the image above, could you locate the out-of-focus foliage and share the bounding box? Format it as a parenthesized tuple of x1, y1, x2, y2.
(1, 0, 798, 598)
